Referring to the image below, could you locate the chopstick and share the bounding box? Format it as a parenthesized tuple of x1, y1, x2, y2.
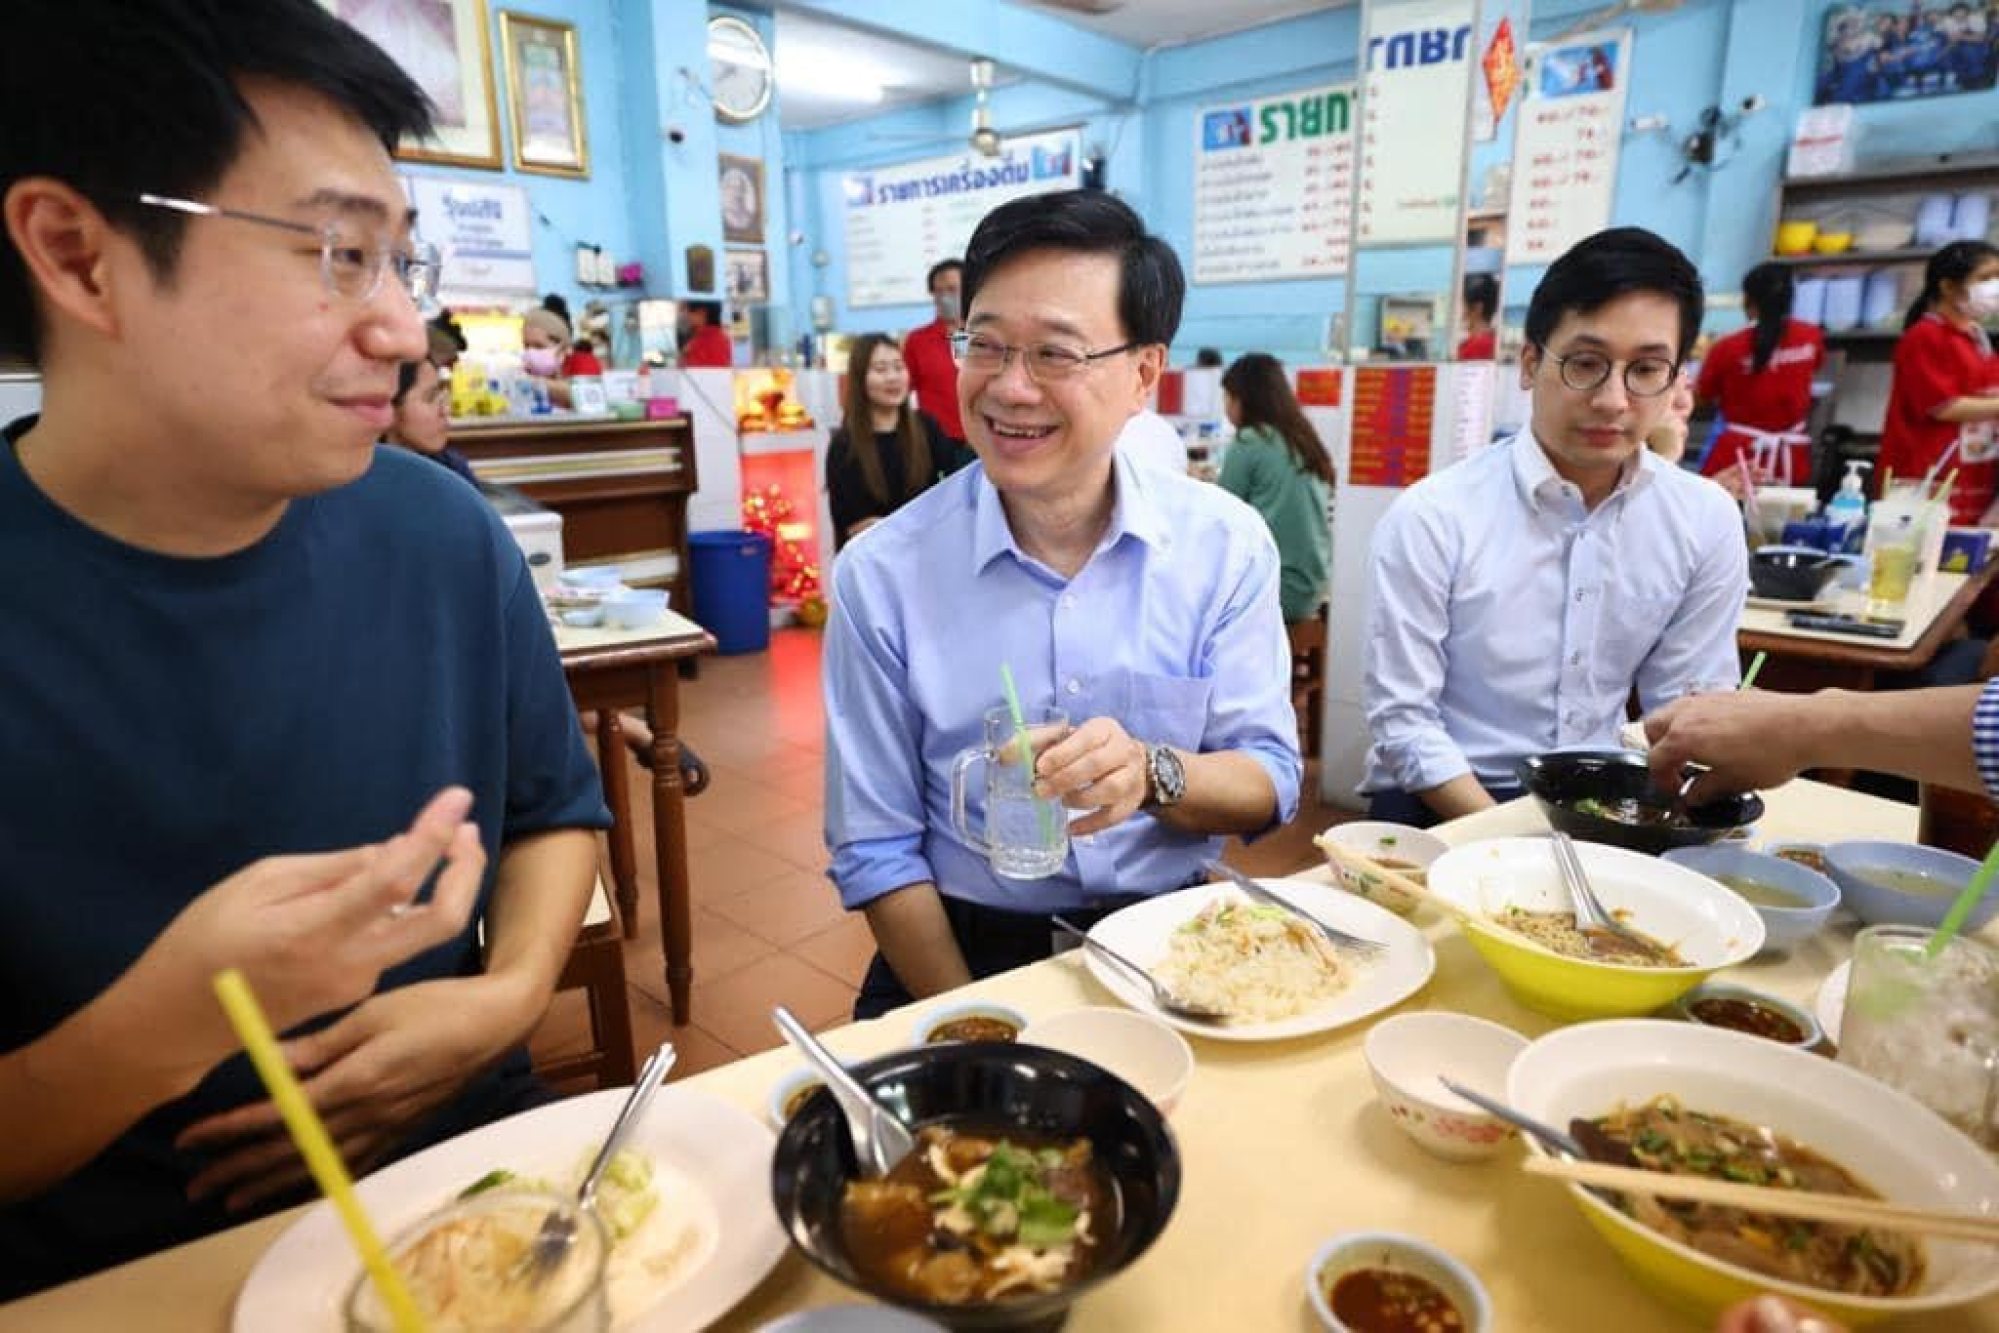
(1314, 837, 1439, 909)
(1522, 1156, 1999, 1245)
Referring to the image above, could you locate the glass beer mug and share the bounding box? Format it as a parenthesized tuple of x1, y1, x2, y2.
(950, 706, 1070, 880)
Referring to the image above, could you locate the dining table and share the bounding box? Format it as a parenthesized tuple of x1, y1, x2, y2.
(8, 780, 1997, 1332)
(1736, 563, 1998, 694)
(557, 611, 715, 1024)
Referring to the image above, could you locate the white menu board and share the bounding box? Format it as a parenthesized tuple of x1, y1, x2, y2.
(1191, 84, 1355, 284)
(1356, 0, 1475, 245)
(842, 131, 1083, 308)
(1505, 30, 1632, 265)
(405, 175, 536, 304)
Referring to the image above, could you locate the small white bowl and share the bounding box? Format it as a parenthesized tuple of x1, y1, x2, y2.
(765, 1065, 829, 1131)
(1363, 1011, 1527, 1162)
(560, 566, 624, 591)
(558, 604, 605, 628)
(604, 587, 668, 629)
(1316, 822, 1448, 915)
(1306, 1232, 1493, 1332)
(1019, 1007, 1195, 1117)
(909, 1000, 1029, 1048)
(1674, 982, 1824, 1050)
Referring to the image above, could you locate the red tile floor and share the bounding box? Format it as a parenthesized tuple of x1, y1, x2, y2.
(527, 627, 1357, 1084)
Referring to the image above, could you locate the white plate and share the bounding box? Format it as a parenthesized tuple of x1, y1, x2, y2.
(1080, 880, 1434, 1042)
(1816, 958, 1851, 1046)
(234, 1086, 785, 1332)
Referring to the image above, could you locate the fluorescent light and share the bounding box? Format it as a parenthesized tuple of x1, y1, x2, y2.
(777, 47, 885, 104)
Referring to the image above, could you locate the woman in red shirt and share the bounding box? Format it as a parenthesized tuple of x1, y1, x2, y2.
(1694, 263, 1824, 486)
(1880, 240, 1999, 525)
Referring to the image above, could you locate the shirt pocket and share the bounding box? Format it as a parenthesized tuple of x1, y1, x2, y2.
(1118, 671, 1215, 751)
(1594, 589, 1680, 681)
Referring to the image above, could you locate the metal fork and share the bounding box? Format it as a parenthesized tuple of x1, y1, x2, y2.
(1549, 831, 1660, 959)
(522, 1039, 676, 1282)
(1204, 860, 1387, 956)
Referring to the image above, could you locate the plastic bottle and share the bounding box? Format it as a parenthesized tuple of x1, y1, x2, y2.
(1826, 460, 1870, 552)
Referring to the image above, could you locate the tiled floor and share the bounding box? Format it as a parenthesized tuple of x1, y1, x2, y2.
(528, 627, 1358, 1084)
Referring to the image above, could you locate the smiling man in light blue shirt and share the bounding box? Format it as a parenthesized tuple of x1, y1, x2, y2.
(824, 191, 1300, 1018)
(1364, 228, 1748, 826)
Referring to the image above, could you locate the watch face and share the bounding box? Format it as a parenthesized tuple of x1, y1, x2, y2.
(708, 17, 773, 123)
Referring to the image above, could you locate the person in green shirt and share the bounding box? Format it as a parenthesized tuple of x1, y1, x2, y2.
(1218, 353, 1336, 623)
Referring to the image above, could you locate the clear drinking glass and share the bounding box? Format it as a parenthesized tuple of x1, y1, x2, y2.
(1839, 925, 1999, 1149)
(345, 1190, 611, 1333)
(950, 705, 1071, 880)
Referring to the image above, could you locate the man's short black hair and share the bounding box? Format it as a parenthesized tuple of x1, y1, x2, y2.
(926, 259, 963, 292)
(688, 299, 722, 323)
(1462, 272, 1500, 321)
(961, 190, 1183, 347)
(1, 0, 433, 365)
(1522, 226, 1704, 364)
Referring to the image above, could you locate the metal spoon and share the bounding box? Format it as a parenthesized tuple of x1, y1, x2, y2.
(1051, 914, 1230, 1021)
(1550, 830, 1669, 962)
(1437, 1078, 1586, 1157)
(522, 1039, 677, 1281)
(771, 1005, 915, 1176)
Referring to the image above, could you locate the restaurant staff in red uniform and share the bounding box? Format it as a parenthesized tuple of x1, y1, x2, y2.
(901, 258, 966, 440)
(1881, 240, 1999, 525)
(1694, 263, 1824, 487)
(678, 299, 734, 368)
(1456, 271, 1498, 361)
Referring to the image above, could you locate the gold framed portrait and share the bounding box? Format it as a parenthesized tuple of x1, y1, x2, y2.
(500, 12, 589, 178)
(328, 0, 502, 169)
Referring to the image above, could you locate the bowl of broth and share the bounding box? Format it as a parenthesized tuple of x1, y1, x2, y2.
(1518, 750, 1763, 857)
(769, 1042, 1180, 1330)
(1662, 847, 1840, 954)
(1824, 841, 1992, 930)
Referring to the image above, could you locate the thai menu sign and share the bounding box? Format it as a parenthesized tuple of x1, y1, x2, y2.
(1356, 0, 1475, 245)
(842, 130, 1082, 308)
(1191, 84, 1355, 284)
(1505, 30, 1632, 265)
(404, 175, 536, 305)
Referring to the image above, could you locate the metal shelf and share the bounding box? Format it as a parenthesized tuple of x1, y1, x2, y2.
(1782, 152, 1999, 195)
(1766, 247, 1932, 268)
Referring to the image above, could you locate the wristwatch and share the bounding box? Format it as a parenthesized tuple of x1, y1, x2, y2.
(1142, 742, 1186, 811)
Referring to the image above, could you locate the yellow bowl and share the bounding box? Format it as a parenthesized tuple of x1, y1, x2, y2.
(1774, 220, 1819, 255)
(1510, 1020, 1999, 1325)
(1813, 231, 1854, 254)
(1425, 838, 1764, 1020)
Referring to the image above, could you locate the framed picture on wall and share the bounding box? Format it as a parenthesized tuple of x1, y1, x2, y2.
(500, 12, 589, 177)
(719, 154, 766, 244)
(1815, 2, 1997, 104)
(328, 0, 502, 169)
(724, 248, 770, 304)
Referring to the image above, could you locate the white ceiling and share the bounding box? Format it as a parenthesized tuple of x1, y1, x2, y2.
(771, 1, 1348, 132)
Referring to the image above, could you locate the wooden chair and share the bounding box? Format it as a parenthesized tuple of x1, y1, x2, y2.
(530, 874, 638, 1092)
(1288, 609, 1328, 760)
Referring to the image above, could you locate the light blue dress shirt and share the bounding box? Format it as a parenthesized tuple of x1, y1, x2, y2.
(824, 449, 1301, 913)
(1364, 430, 1748, 795)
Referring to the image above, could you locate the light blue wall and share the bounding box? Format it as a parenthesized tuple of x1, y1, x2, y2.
(715, 5, 793, 346)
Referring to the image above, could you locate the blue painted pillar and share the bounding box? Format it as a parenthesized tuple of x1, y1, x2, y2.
(613, 0, 723, 297)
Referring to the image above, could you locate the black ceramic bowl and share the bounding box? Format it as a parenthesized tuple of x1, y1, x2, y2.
(770, 1042, 1181, 1332)
(1749, 546, 1843, 602)
(1517, 749, 1765, 857)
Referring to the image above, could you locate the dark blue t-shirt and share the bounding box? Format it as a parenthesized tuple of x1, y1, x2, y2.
(0, 422, 610, 1296)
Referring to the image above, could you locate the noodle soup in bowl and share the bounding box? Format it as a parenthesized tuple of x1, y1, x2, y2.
(1509, 1020, 1999, 1325)
(1424, 838, 1763, 1020)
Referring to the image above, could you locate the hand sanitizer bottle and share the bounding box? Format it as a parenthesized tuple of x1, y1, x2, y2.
(1826, 460, 1870, 553)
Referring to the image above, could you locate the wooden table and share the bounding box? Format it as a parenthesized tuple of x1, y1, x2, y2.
(455, 414, 698, 613)
(1737, 564, 1998, 693)
(17, 782, 1997, 1331)
(556, 613, 713, 1024)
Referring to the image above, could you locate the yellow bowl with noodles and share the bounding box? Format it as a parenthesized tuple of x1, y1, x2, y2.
(1509, 1020, 1999, 1325)
(1424, 838, 1764, 1020)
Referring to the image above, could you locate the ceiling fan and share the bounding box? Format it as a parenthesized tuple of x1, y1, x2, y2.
(868, 57, 1024, 159)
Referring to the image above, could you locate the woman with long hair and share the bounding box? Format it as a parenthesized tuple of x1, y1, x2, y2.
(1218, 353, 1335, 623)
(1881, 239, 1999, 524)
(825, 333, 973, 549)
(1692, 262, 1825, 486)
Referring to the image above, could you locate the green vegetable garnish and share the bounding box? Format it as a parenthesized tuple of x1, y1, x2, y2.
(457, 1169, 515, 1199)
(930, 1142, 1079, 1249)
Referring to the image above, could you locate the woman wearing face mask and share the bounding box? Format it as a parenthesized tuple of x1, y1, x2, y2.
(1880, 240, 1999, 524)
(520, 307, 601, 409)
(385, 358, 478, 486)
(824, 332, 974, 550)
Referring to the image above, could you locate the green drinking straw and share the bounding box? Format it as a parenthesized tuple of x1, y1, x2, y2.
(1926, 840, 1999, 960)
(999, 663, 1058, 844)
(1740, 651, 1767, 690)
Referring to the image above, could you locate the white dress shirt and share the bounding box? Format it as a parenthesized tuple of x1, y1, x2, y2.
(1363, 430, 1747, 795)
(1116, 410, 1190, 475)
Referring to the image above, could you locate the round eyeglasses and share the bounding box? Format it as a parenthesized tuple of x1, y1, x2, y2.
(950, 330, 1138, 384)
(1538, 345, 1679, 398)
(138, 193, 440, 312)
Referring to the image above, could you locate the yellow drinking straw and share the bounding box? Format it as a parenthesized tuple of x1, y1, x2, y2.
(212, 970, 426, 1333)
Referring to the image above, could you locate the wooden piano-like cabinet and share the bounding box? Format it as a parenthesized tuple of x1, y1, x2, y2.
(452, 414, 698, 613)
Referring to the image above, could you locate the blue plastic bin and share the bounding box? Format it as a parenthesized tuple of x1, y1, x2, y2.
(689, 530, 772, 655)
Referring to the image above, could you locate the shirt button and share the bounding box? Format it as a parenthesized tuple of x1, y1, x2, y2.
(1570, 652, 1583, 665)
(1065, 678, 1082, 695)
(1574, 590, 1586, 603)
(1061, 594, 1077, 610)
